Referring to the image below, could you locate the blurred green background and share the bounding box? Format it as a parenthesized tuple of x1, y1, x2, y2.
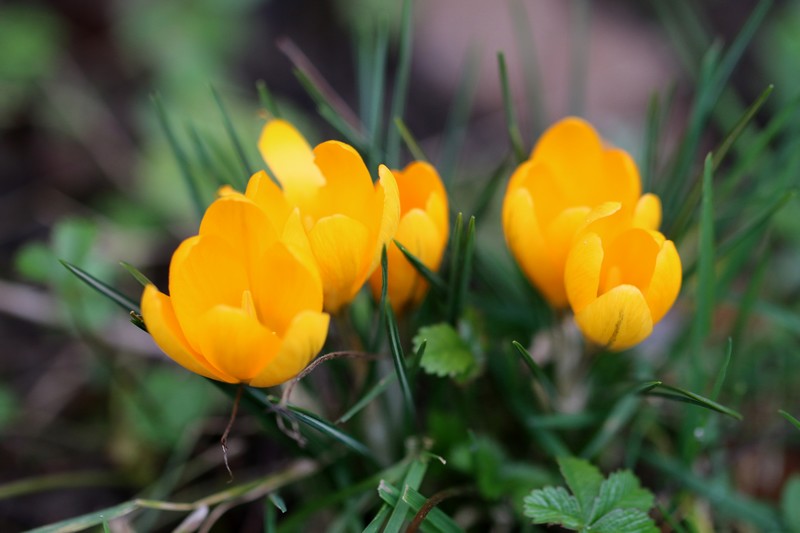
(2, 0, 800, 530)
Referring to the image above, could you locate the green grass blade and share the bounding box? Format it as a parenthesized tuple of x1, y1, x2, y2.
(385, 0, 414, 166)
(284, 404, 376, 461)
(366, 22, 389, 154)
(27, 501, 139, 533)
(384, 459, 430, 533)
(256, 79, 281, 118)
(648, 383, 742, 420)
(363, 504, 392, 533)
(60, 260, 140, 313)
(151, 93, 205, 218)
(779, 410, 800, 432)
(186, 123, 227, 190)
(497, 52, 526, 163)
(580, 394, 640, 460)
(336, 372, 396, 424)
(210, 84, 252, 188)
(119, 261, 152, 287)
(439, 49, 480, 187)
(394, 240, 447, 293)
(641, 92, 661, 193)
(446, 215, 476, 325)
(693, 154, 715, 361)
(710, 338, 732, 402)
(446, 213, 464, 324)
(511, 341, 557, 405)
(394, 118, 428, 163)
(712, 84, 773, 169)
(469, 156, 510, 223)
(377, 481, 463, 533)
(386, 301, 416, 431)
(508, 0, 546, 135)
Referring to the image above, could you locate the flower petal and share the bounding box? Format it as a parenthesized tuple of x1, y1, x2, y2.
(367, 165, 401, 274)
(195, 305, 282, 382)
(600, 148, 642, 208)
(141, 285, 236, 382)
(503, 187, 567, 307)
(574, 284, 654, 351)
(598, 228, 660, 296)
(251, 241, 323, 336)
(396, 161, 448, 217)
(565, 233, 604, 314)
(258, 119, 325, 208)
(312, 141, 375, 221)
(370, 208, 442, 312)
(249, 310, 330, 388)
(643, 239, 682, 324)
(169, 235, 249, 347)
(308, 214, 372, 313)
(245, 170, 293, 233)
(633, 193, 662, 231)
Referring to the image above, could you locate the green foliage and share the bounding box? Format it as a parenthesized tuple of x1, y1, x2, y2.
(413, 323, 475, 379)
(782, 476, 800, 533)
(524, 457, 657, 532)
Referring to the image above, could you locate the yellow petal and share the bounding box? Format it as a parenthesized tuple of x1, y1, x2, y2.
(312, 141, 375, 221)
(514, 161, 568, 229)
(574, 284, 653, 351)
(249, 310, 330, 388)
(245, 170, 293, 233)
(425, 191, 449, 242)
(503, 187, 567, 307)
(308, 214, 372, 313)
(503, 161, 535, 224)
(281, 208, 322, 289)
(598, 228, 660, 296)
(195, 305, 282, 382)
(251, 241, 323, 336)
(643, 239, 682, 324)
(600, 148, 642, 208)
(169, 235, 249, 348)
(367, 165, 401, 274)
(198, 195, 278, 283)
(633, 193, 662, 231)
(564, 233, 604, 314)
(141, 285, 236, 382)
(370, 209, 443, 313)
(258, 119, 325, 208)
(544, 205, 593, 283)
(396, 161, 448, 215)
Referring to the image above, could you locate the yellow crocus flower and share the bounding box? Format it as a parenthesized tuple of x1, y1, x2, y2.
(258, 120, 400, 313)
(368, 161, 449, 313)
(141, 184, 330, 387)
(565, 227, 682, 351)
(502, 117, 661, 308)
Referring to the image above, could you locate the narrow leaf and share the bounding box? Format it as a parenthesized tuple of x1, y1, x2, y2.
(394, 118, 428, 163)
(394, 240, 446, 292)
(120, 261, 152, 287)
(284, 405, 376, 461)
(386, 301, 416, 430)
(385, 0, 414, 166)
(647, 383, 743, 420)
(384, 459, 429, 532)
(378, 481, 463, 533)
(497, 52, 526, 162)
(512, 340, 557, 405)
(779, 410, 800, 432)
(27, 501, 138, 533)
(256, 79, 281, 118)
(210, 84, 252, 188)
(60, 260, 140, 313)
(439, 49, 480, 186)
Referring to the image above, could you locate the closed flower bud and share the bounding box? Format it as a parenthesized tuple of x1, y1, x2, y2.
(565, 228, 681, 350)
(141, 188, 330, 387)
(368, 161, 449, 313)
(258, 120, 400, 313)
(502, 117, 660, 307)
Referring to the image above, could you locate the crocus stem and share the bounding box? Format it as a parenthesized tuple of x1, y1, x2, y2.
(221, 384, 243, 483)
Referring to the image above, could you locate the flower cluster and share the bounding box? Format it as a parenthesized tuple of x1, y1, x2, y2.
(142, 120, 450, 385)
(502, 117, 682, 350)
(142, 116, 681, 387)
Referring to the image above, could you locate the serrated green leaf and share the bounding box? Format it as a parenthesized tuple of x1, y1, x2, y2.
(523, 486, 583, 529)
(413, 323, 475, 378)
(781, 475, 800, 533)
(557, 457, 603, 520)
(590, 470, 654, 522)
(591, 508, 659, 533)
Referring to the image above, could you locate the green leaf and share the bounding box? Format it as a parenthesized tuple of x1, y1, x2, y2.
(384, 459, 429, 533)
(256, 79, 281, 118)
(393, 117, 428, 162)
(283, 404, 376, 462)
(59, 260, 140, 314)
(210, 84, 252, 186)
(557, 456, 603, 520)
(591, 508, 659, 533)
(413, 323, 475, 378)
(590, 470, 654, 521)
(377, 481, 463, 533)
(781, 475, 800, 533)
(26, 500, 138, 533)
(439, 48, 480, 186)
(779, 410, 800, 432)
(385, 0, 414, 166)
(385, 302, 416, 430)
(523, 486, 583, 530)
(120, 261, 152, 287)
(394, 240, 447, 293)
(497, 52, 526, 162)
(647, 383, 743, 420)
(512, 341, 557, 405)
